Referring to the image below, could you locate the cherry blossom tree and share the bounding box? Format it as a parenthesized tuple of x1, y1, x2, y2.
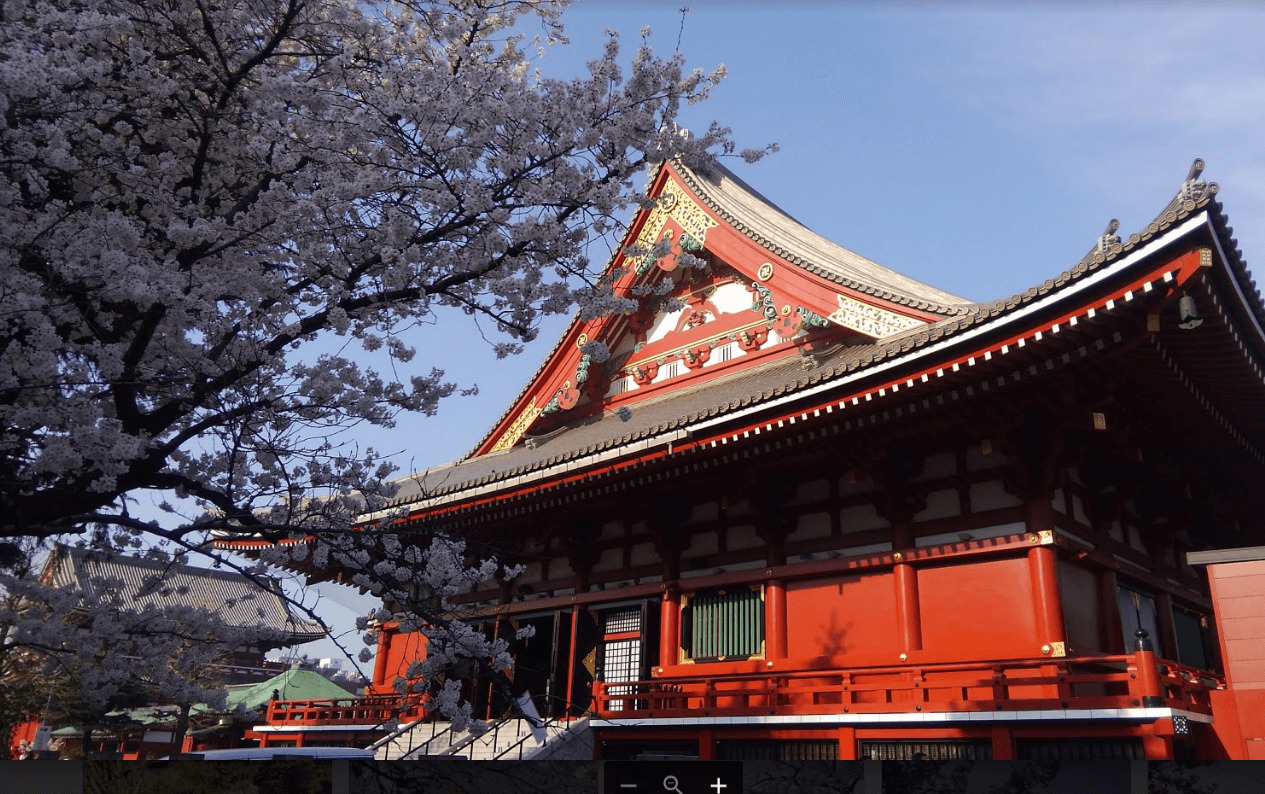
(1, 0, 762, 728)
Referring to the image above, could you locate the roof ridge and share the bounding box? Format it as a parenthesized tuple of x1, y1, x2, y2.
(674, 158, 974, 316)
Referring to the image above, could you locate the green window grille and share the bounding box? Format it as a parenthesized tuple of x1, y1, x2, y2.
(683, 586, 763, 662)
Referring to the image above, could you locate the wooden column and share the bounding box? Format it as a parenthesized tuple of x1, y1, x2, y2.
(659, 588, 681, 667)
(697, 728, 716, 760)
(893, 562, 923, 654)
(891, 521, 922, 654)
(837, 726, 857, 760)
(765, 577, 787, 660)
(372, 626, 391, 686)
(565, 605, 579, 716)
(989, 725, 1014, 760)
(1026, 498, 1067, 655)
(1140, 724, 1173, 760)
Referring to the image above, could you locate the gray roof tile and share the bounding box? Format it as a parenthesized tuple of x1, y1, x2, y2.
(47, 546, 326, 643)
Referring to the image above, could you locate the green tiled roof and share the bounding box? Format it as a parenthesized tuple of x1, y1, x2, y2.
(225, 667, 357, 711)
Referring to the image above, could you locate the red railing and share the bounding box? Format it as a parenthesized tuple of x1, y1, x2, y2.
(592, 652, 1221, 719)
(264, 694, 423, 726)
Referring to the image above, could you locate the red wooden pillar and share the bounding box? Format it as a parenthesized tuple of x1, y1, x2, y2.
(373, 626, 391, 687)
(837, 726, 857, 760)
(893, 563, 922, 654)
(891, 521, 922, 654)
(565, 606, 579, 716)
(1026, 499, 1066, 655)
(765, 578, 787, 660)
(989, 725, 1014, 760)
(698, 728, 716, 760)
(660, 588, 681, 667)
(1028, 545, 1066, 653)
(1141, 723, 1174, 760)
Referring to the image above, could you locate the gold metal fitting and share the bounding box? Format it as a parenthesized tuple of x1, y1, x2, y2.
(899, 653, 908, 662)
(893, 552, 902, 561)
(1041, 644, 1052, 655)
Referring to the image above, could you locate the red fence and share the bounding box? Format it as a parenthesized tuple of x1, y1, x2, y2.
(593, 652, 1220, 719)
(263, 694, 423, 726)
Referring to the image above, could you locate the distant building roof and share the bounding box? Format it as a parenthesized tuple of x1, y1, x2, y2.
(44, 546, 326, 646)
(225, 666, 358, 712)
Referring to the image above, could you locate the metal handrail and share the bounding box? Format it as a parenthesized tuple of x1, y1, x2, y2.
(368, 713, 469, 759)
(373, 694, 582, 760)
(491, 701, 589, 761)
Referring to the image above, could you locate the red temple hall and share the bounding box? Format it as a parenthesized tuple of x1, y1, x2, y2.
(226, 158, 1265, 761)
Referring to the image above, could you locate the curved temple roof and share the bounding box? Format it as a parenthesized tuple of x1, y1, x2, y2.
(373, 160, 1262, 517)
(676, 159, 973, 315)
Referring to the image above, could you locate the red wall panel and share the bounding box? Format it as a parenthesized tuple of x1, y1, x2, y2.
(918, 557, 1039, 659)
(785, 573, 897, 662)
(369, 629, 427, 694)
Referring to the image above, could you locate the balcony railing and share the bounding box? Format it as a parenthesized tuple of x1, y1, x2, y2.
(263, 694, 423, 726)
(592, 652, 1220, 720)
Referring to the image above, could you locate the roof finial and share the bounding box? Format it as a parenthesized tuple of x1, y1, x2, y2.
(1179, 158, 1211, 203)
(1097, 219, 1121, 255)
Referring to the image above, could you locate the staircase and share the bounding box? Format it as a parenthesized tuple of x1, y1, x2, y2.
(371, 715, 592, 760)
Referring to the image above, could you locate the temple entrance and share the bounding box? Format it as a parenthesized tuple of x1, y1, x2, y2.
(508, 613, 570, 719)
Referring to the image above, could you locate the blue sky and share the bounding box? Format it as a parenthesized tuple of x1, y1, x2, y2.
(280, 1, 1265, 667)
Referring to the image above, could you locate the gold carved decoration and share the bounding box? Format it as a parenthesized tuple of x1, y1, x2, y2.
(1048, 641, 1067, 657)
(490, 398, 541, 453)
(1029, 530, 1054, 545)
(827, 294, 926, 339)
(757, 262, 775, 282)
(634, 179, 719, 253)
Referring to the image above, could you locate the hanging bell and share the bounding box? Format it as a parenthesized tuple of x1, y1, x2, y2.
(1178, 293, 1203, 330)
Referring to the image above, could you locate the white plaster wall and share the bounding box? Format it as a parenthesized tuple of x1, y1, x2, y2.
(914, 488, 961, 522)
(969, 479, 1023, 511)
(727, 524, 762, 551)
(789, 511, 832, 542)
(839, 503, 889, 533)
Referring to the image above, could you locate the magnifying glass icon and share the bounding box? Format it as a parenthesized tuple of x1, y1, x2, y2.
(663, 776, 683, 794)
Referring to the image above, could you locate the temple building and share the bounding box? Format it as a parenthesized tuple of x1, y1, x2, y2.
(231, 158, 1265, 760)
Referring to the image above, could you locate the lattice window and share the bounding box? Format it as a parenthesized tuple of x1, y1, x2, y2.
(859, 741, 991, 761)
(601, 608, 643, 712)
(1017, 738, 1143, 761)
(682, 586, 763, 662)
(604, 609, 641, 635)
(719, 740, 838, 761)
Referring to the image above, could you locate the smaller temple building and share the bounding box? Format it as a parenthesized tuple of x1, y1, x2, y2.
(9, 547, 328, 759)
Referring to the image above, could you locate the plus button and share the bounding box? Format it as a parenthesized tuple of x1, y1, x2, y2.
(710, 779, 728, 794)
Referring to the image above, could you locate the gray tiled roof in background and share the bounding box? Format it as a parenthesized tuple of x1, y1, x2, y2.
(47, 546, 326, 643)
